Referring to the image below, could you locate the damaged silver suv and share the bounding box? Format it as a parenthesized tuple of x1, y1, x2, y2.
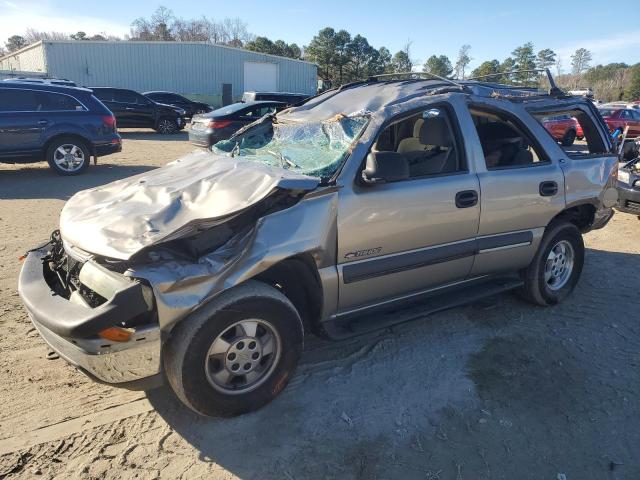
(19, 73, 619, 417)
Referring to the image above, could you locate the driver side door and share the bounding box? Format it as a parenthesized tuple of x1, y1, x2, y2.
(336, 103, 481, 313)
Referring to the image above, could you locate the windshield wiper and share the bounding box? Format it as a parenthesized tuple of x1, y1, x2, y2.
(230, 142, 240, 157)
(268, 150, 299, 170)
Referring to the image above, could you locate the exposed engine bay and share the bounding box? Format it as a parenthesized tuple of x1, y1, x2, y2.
(41, 230, 107, 308)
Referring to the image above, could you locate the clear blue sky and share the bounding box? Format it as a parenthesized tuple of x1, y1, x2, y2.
(2, 0, 638, 71)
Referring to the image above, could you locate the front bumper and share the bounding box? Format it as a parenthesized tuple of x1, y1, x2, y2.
(18, 247, 161, 384)
(615, 183, 640, 215)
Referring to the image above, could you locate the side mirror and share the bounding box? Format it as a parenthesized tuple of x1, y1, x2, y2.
(361, 151, 409, 185)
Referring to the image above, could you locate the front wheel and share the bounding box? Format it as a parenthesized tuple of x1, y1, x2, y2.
(156, 117, 178, 134)
(163, 281, 303, 417)
(518, 222, 584, 306)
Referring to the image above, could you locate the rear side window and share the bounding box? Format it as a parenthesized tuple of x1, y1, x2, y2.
(470, 107, 548, 169)
(35, 92, 85, 111)
(238, 108, 259, 118)
(530, 107, 608, 157)
(0, 89, 38, 111)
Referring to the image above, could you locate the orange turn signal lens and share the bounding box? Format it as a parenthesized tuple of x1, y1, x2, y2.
(98, 327, 134, 342)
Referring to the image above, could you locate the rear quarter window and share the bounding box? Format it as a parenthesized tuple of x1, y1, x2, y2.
(531, 107, 608, 158)
(35, 92, 85, 111)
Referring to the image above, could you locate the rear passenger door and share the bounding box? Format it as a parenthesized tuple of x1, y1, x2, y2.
(336, 103, 481, 312)
(466, 105, 565, 277)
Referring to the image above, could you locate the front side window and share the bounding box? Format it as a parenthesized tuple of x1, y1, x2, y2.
(92, 89, 113, 102)
(114, 90, 138, 104)
(470, 107, 547, 169)
(255, 106, 277, 117)
(212, 115, 368, 180)
(170, 94, 188, 102)
(371, 106, 465, 178)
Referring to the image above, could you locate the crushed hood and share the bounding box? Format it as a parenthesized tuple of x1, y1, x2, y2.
(60, 150, 319, 260)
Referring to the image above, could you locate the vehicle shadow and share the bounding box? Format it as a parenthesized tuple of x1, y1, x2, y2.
(118, 129, 190, 142)
(146, 247, 640, 479)
(0, 163, 156, 200)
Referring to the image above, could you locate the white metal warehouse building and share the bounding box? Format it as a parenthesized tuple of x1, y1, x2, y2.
(0, 41, 318, 106)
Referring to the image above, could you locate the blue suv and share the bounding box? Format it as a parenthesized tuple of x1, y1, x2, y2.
(0, 82, 121, 175)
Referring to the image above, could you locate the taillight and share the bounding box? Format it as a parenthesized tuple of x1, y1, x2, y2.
(207, 120, 232, 129)
(102, 115, 117, 129)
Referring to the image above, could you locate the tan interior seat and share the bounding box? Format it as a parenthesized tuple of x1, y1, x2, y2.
(396, 118, 426, 154)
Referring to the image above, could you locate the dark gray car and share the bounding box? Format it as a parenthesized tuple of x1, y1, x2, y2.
(188, 100, 284, 148)
(19, 75, 619, 417)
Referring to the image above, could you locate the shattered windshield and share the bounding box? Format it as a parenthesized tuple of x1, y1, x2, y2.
(211, 115, 369, 179)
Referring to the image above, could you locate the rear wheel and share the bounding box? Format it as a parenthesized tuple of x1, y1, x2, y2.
(561, 129, 576, 146)
(163, 281, 303, 417)
(518, 222, 584, 306)
(46, 137, 90, 175)
(156, 117, 178, 134)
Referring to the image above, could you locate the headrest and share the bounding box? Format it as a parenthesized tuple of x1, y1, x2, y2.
(412, 118, 425, 137)
(512, 148, 533, 165)
(419, 116, 451, 147)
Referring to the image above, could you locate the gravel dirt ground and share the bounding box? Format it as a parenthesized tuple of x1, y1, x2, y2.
(0, 131, 638, 480)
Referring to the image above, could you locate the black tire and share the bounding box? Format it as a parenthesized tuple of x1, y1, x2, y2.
(163, 281, 303, 417)
(155, 117, 178, 134)
(45, 136, 90, 175)
(518, 222, 584, 306)
(561, 129, 576, 147)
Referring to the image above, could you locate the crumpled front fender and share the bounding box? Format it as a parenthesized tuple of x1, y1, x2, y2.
(127, 190, 339, 331)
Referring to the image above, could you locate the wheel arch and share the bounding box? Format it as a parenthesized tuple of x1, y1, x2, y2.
(548, 202, 596, 233)
(252, 253, 324, 336)
(44, 133, 94, 157)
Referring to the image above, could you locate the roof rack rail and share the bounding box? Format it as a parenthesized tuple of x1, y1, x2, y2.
(367, 71, 470, 92)
(466, 68, 564, 97)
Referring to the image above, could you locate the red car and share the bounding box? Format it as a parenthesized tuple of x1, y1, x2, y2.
(598, 108, 640, 138)
(541, 114, 583, 146)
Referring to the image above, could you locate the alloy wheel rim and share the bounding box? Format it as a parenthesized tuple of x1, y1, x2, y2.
(159, 119, 175, 133)
(53, 144, 85, 172)
(204, 319, 281, 394)
(544, 240, 575, 291)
